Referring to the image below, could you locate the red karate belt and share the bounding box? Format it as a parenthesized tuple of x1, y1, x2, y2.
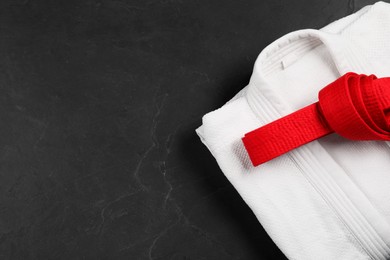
(242, 72, 390, 166)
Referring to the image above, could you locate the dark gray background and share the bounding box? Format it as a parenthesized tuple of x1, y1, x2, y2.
(0, 0, 384, 259)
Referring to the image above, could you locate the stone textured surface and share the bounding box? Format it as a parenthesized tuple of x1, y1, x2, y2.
(0, 0, 383, 259)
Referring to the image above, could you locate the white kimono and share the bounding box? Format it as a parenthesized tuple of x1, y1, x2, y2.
(196, 2, 390, 259)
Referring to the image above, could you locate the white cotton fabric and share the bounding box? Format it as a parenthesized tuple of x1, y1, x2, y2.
(196, 2, 390, 259)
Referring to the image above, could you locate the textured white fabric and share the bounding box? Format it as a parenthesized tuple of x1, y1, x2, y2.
(196, 2, 390, 259)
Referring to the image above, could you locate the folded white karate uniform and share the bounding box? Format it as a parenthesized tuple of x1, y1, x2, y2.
(196, 2, 390, 259)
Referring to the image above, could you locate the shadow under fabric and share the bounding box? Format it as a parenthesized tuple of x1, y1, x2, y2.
(196, 2, 390, 259)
